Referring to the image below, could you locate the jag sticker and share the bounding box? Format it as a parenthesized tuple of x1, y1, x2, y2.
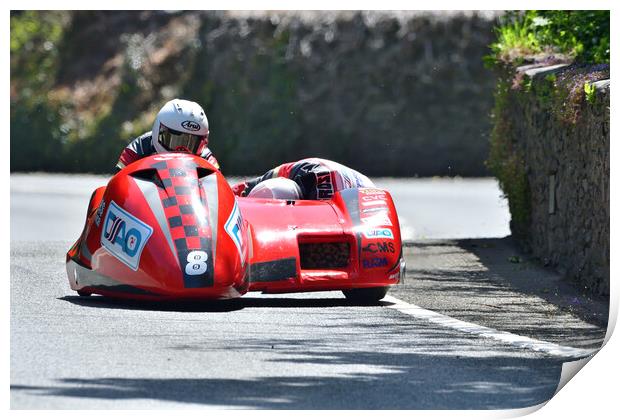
(101, 201, 153, 271)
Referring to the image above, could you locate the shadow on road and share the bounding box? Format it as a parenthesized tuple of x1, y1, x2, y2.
(10, 347, 562, 409)
(59, 295, 246, 312)
(59, 295, 393, 312)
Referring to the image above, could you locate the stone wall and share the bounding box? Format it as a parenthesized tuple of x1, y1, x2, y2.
(497, 63, 610, 296)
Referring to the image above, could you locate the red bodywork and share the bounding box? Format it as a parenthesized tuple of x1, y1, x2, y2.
(67, 154, 404, 300)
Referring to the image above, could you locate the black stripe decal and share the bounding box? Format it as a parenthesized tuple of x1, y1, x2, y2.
(200, 174, 219, 265)
(250, 258, 297, 283)
(178, 247, 214, 288)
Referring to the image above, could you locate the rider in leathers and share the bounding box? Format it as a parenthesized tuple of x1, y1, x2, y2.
(115, 98, 220, 172)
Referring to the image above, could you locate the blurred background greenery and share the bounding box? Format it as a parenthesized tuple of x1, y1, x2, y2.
(10, 11, 499, 176)
(9, 10, 609, 176)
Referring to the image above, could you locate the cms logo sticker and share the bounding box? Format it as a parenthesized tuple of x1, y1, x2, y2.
(225, 201, 245, 264)
(101, 201, 153, 271)
(181, 120, 201, 131)
(363, 228, 394, 239)
(363, 241, 396, 254)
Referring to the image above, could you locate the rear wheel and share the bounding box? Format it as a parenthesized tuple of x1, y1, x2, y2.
(77, 290, 92, 297)
(342, 286, 389, 303)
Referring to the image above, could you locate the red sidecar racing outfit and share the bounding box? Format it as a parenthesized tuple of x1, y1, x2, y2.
(233, 158, 375, 200)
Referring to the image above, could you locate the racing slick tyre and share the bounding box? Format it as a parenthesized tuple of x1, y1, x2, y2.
(77, 290, 92, 297)
(342, 286, 389, 303)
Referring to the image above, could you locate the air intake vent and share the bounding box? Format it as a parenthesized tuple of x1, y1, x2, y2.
(196, 167, 214, 180)
(299, 241, 350, 269)
(131, 169, 164, 189)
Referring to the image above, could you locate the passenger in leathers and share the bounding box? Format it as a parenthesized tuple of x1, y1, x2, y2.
(232, 158, 375, 200)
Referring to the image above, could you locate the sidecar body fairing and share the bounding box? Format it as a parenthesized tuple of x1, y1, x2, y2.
(67, 154, 404, 300)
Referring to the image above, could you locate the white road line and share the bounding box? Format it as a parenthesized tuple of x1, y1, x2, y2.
(384, 295, 598, 358)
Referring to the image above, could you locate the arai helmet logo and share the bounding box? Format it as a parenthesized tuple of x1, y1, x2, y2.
(181, 120, 201, 131)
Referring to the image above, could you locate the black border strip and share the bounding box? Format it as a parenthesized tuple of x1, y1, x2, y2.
(87, 284, 161, 296)
(250, 258, 297, 283)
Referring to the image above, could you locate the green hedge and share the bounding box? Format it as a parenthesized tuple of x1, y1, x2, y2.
(488, 10, 609, 65)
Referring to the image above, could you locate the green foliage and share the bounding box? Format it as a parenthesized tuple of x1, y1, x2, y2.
(486, 79, 530, 235)
(488, 12, 541, 64)
(10, 11, 67, 90)
(489, 11, 609, 64)
(584, 81, 597, 104)
(533, 11, 609, 63)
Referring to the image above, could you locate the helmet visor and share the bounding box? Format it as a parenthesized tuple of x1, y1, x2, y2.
(158, 125, 206, 154)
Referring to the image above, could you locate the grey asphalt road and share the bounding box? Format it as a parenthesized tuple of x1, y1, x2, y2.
(11, 175, 583, 409)
(11, 243, 567, 409)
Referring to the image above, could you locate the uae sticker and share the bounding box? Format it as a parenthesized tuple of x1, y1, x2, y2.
(224, 201, 245, 264)
(101, 201, 153, 271)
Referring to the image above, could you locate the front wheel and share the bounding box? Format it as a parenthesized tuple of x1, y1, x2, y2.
(342, 286, 389, 304)
(77, 290, 92, 297)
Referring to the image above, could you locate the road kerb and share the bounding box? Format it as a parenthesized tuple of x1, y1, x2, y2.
(384, 295, 598, 359)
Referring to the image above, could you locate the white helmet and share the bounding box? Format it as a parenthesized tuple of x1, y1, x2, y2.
(151, 99, 209, 155)
(248, 178, 302, 200)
